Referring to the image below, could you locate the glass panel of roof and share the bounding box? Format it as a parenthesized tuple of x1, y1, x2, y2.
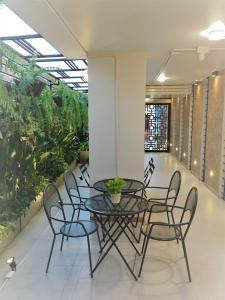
(3, 40, 30, 56)
(65, 70, 88, 81)
(65, 70, 86, 77)
(50, 71, 62, 77)
(73, 60, 87, 69)
(36, 61, 69, 69)
(27, 38, 59, 55)
(67, 84, 75, 87)
(78, 83, 88, 87)
(74, 87, 88, 90)
(62, 78, 83, 83)
(0, 5, 36, 37)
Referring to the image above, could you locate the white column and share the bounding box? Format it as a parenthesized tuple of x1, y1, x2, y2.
(88, 52, 147, 183)
(116, 52, 146, 180)
(88, 56, 117, 183)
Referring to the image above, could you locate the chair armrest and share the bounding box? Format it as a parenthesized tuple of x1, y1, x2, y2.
(148, 196, 176, 201)
(148, 197, 167, 202)
(50, 217, 89, 234)
(145, 186, 168, 190)
(78, 185, 94, 188)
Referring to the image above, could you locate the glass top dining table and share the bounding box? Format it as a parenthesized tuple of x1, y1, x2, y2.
(93, 178, 145, 194)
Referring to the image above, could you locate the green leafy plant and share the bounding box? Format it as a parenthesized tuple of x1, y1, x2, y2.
(17, 59, 46, 97)
(0, 42, 89, 239)
(106, 177, 125, 195)
(79, 141, 89, 151)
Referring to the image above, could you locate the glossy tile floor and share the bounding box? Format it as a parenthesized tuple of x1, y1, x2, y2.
(0, 153, 224, 300)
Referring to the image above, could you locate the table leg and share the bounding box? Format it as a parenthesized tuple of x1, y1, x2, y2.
(93, 214, 138, 280)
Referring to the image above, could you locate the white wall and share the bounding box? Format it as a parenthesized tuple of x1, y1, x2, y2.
(88, 52, 147, 183)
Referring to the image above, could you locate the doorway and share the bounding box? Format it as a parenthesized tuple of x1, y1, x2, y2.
(145, 103, 170, 152)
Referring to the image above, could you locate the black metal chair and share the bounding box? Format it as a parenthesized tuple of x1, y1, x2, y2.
(144, 158, 155, 197)
(79, 163, 90, 186)
(137, 170, 181, 242)
(64, 170, 90, 220)
(43, 183, 101, 277)
(144, 157, 154, 180)
(146, 170, 181, 220)
(138, 186, 198, 282)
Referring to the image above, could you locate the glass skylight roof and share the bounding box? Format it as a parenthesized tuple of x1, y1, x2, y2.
(36, 61, 70, 69)
(4, 40, 30, 56)
(27, 38, 59, 55)
(62, 78, 83, 83)
(0, 5, 35, 37)
(73, 60, 87, 69)
(50, 72, 62, 78)
(0, 4, 88, 93)
(65, 70, 88, 81)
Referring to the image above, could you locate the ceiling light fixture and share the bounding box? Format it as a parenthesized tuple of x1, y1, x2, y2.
(194, 80, 199, 85)
(200, 21, 225, 41)
(157, 73, 168, 82)
(212, 71, 219, 77)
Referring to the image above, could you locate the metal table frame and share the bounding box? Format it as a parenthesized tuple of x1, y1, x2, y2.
(85, 194, 148, 280)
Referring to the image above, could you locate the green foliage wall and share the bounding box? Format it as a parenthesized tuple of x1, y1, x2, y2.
(0, 44, 88, 237)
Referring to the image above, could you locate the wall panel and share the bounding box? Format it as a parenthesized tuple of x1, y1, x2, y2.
(191, 82, 204, 177)
(181, 95, 190, 166)
(205, 70, 225, 194)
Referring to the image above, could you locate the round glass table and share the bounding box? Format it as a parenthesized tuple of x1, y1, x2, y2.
(93, 178, 145, 194)
(85, 193, 148, 216)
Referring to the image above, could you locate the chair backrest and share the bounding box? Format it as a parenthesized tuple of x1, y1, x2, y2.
(79, 163, 90, 186)
(144, 158, 154, 177)
(43, 183, 65, 234)
(144, 158, 155, 187)
(180, 187, 198, 239)
(166, 170, 181, 206)
(64, 170, 81, 204)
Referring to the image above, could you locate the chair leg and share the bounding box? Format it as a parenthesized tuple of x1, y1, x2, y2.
(138, 235, 150, 277)
(166, 210, 170, 224)
(171, 212, 179, 244)
(138, 211, 146, 242)
(87, 236, 93, 278)
(96, 228, 102, 253)
(67, 208, 76, 241)
(46, 236, 56, 273)
(60, 235, 65, 251)
(77, 208, 81, 220)
(181, 239, 191, 282)
(141, 235, 147, 254)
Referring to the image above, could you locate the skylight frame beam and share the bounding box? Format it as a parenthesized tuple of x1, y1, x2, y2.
(0, 34, 41, 41)
(15, 39, 41, 56)
(26, 54, 64, 59)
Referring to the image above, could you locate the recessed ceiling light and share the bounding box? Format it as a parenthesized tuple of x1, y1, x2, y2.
(200, 21, 225, 41)
(157, 73, 168, 82)
(194, 80, 199, 85)
(212, 71, 219, 77)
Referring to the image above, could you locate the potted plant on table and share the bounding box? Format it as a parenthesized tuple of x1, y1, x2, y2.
(106, 177, 125, 203)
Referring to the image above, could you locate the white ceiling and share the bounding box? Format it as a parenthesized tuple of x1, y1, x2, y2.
(4, 0, 225, 86)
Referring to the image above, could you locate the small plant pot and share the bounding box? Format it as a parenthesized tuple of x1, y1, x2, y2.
(110, 193, 121, 204)
(79, 150, 89, 163)
(53, 96, 63, 107)
(28, 80, 45, 97)
(5, 83, 12, 93)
